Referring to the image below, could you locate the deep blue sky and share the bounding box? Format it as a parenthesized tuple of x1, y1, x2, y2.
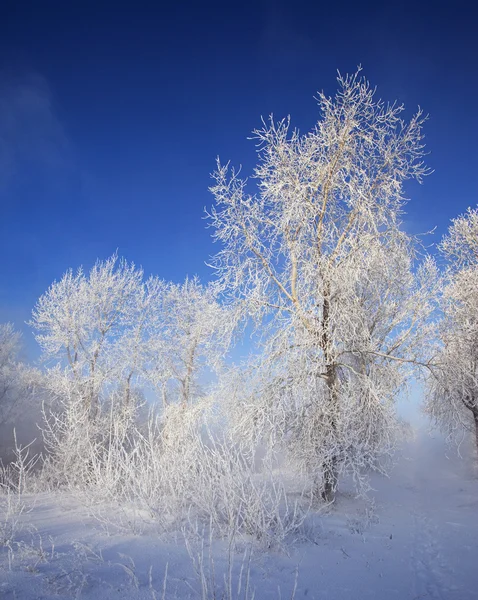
(0, 0, 477, 356)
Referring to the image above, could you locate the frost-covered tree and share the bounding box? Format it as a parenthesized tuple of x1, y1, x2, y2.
(208, 69, 438, 500)
(157, 277, 233, 406)
(0, 323, 23, 426)
(426, 207, 478, 451)
(0, 323, 37, 427)
(30, 255, 162, 418)
(31, 255, 233, 417)
(30, 256, 234, 491)
(0, 323, 43, 465)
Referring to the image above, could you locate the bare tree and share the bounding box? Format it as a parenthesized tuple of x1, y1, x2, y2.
(30, 254, 157, 418)
(0, 323, 42, 466)
(426, 206, 478, 452)
(31, 253, 233, 415)
(0, 324, 22, 426)
(207, 69, 437, 500)
(0, 324, 37, 427)
(30, 257, 236, 499)
(157, 277, 233, 407)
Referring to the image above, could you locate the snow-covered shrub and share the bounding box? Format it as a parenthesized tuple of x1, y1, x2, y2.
(0, 431, 40, 571)
(38, 382, 307, 547)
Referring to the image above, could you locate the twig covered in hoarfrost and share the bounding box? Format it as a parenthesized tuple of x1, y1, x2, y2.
(183, 519, 299, 599)
(37, 381, 307, 547)
(0, 430, 40, 570)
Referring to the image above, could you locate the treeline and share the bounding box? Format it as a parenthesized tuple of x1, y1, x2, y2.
(1, 70, 477, 544)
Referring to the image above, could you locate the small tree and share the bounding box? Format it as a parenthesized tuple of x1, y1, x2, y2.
(0, 323, 42, 467)
(208, 69, 437, 500)
(158, 277, 233, 407)
(30, 254, 159, 418)
(0, 324, 37, 427)
(0, 324, 23, 426)
(426, 206, 478, 451)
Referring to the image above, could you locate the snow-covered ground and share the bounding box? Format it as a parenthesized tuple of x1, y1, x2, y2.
(2, 422, 478, 599)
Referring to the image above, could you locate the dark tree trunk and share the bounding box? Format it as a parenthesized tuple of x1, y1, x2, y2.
(474, 413, 478, 456)
(322, 454, 338, 502)
(318, 292, 339, 503)
(321, 373, 339, 503)
(464, 395, 478, 457)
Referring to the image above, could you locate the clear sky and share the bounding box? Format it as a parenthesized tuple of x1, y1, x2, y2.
(0, 0, 477, 356)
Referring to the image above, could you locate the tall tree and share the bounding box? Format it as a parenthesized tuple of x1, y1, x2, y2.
(426, 207, 478, 451)
(208, 69, 437, 500)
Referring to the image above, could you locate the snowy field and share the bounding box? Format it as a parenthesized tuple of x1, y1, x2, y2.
(2, 420, 477, 600)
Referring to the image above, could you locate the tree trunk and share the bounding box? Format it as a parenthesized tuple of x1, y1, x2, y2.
(319, 292, 339, 502)
(124, 371, 133, 409)
(474, 413, 478, 457)
(321, 372, 339, 502)
(181, 338, 198, 407)
(322, 454, 338, 502)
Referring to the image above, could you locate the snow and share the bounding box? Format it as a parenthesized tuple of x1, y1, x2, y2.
(2, 421, 478, 599)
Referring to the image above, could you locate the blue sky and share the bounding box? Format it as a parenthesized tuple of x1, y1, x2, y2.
(0, 0, 477, 357)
